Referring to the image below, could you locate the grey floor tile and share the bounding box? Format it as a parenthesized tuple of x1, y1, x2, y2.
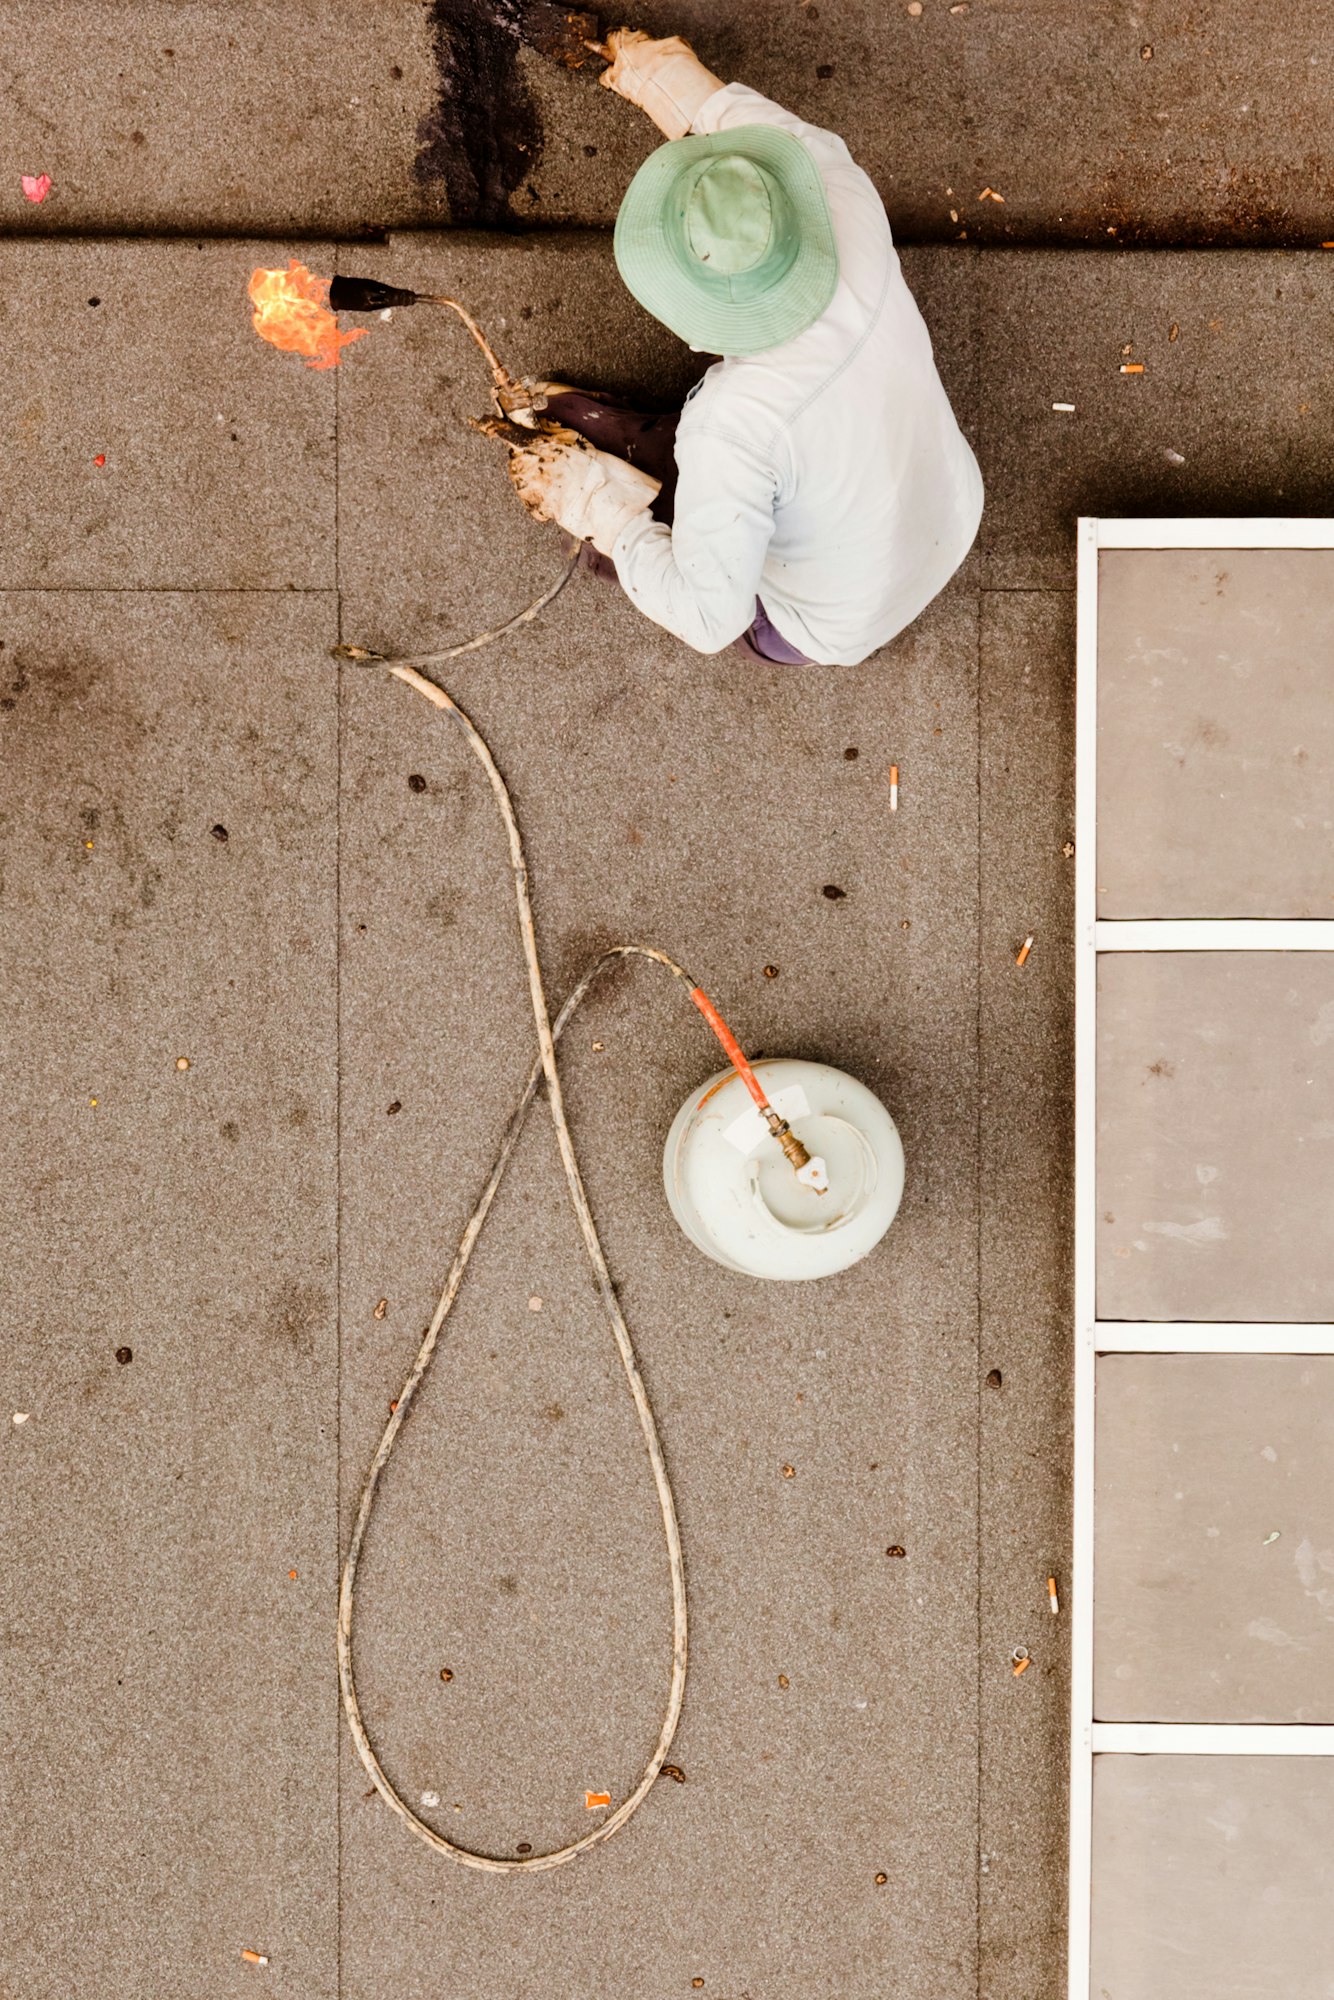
(976, 250, 1334, 589)
(9, 2, 1334, 247)
(334, 232, 983, 1988)
(1095, 1353, 1334, 1722)
(1097, 546, 1334, 919)
(0, 590, 339, 1998)
(1097, 951, 1334, 1322)
(978, 590, 1076, 1997)
(1091, 1755, 1334, 2000)
(0, 241, 337, 589)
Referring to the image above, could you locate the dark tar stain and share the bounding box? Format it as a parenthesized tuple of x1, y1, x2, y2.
(415, 0, 541, 227)
(415, 1, 600, 226)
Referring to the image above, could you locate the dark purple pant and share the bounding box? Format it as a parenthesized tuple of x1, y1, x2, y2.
(544, 390, 814, 667)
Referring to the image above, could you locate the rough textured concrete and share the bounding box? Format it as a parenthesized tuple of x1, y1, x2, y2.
(7, 1, 1334, 246)
(974, 250, 1334, 589)
(1096, 952, 1334, 1323)
(1095, 1354, 1334, 1723)
(0, 590, 340, 1997)
(336, 232, 983, 1998)
(0, 240, 337, 590)
(978, 589, 1075, 2000)
(1097, 547, 1334, 919)
(3, 234, 1332, 1995)
(1090, 1756, 1334, 1999)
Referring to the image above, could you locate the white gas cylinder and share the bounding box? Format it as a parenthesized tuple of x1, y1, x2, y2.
(662, 1057, 905, 1281)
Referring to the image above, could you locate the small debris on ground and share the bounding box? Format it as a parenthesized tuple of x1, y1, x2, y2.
(92, 453, 106, 467)
(886, 1544, 906, 1558)
(373, 1297, 387, 1320)
(115, 1347, 133, 1365)
(1062, 841, 1075, 858)
(987, 1368, 1003, 1386)
(979, 186, 1005, 202)
(12, 1412, 30, 1426)
(387, 1099, 401, 1115)
(20, 173, 52, 203)
(176, 1056, 191, 1070)
(1169, 322, 1180, 340)
(420, 1790, 440, 1808)
(1052, 401, 1076, 413)
(1164, 448, 1186, 465)
(1120, 362, 1145, 374)
(592, 1038, 604, 1050)
(1012, 1646, 1031, 1677)
(1048, 1575, 1060, 1615)
(408, 773, 427, 792)
(439, 1667, 454, 1682)
(1015, 935, 1034, 967)
(822, 884, 847, 900)
(240, 1949, 269, 1966)
(1263, 1529, 1281, 1545)
(659, 1763, 686, 1783)
(211, 823, 229, 842)
(777, 1673, 790, 1688)
(763, 964, 779, 979)
(528, 1295, 543, 1312)
(782, 1463, 796, 1478)
(875, 1870, 888, 1884)
(584, 1790, 611, 1809)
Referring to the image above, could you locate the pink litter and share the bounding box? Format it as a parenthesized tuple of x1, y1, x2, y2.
(21, 174, 53, 204)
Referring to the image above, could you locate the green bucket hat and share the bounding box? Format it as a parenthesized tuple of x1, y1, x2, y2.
(614, 125, 839, 357)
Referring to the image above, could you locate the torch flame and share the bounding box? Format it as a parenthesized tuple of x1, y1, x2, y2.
(248, 259, 367, 370)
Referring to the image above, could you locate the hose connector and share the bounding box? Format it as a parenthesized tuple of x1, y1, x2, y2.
(765, 1113, 829, 1194)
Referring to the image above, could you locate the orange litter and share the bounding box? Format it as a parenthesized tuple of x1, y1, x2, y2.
(240, 1949, 269, 1966)
(1016, 935, 1034, 967)
(584, 1790, 611, 1809)
(1120, 362, 1145, 374)
(1013, 1655, 1031, 1677)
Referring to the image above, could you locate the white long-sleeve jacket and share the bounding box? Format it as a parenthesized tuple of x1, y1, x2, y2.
(610, 83, 984, 666)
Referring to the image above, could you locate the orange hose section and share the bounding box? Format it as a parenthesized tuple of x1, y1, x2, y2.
(688, 986, 770, 1112)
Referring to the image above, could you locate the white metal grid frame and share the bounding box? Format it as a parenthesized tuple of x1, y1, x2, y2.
(1069, 518, 1334, 2000)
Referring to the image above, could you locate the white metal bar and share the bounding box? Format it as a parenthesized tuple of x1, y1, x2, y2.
(1093, 1724, 1334, 1756)
(1068, 517, 1102, 2000)
(1093, 1322, 1334, 1355)
(1094, 920, 1334, 952)
(1094, 517, 1334, 550)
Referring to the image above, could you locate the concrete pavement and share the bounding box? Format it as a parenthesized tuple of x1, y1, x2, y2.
(3, 222, 1332, 1994)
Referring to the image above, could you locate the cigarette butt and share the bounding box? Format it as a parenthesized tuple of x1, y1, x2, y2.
(1047, 1575, 1059, 1615)
(1016, 935, 1034, 966)
(241, 1950, 269, 1966)
(889, 764, 899, 811)
(1120, 362, 1145, 374)
(585, 1790, 611, 1809)
(1052, 401, 1076, 412)
(1013, 1655, 1031, 1677)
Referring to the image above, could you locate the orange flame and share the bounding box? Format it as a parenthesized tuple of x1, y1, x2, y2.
(248, 259, 367, 370)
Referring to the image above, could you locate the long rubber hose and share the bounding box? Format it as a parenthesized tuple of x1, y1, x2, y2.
(335, 575, 692, 1873)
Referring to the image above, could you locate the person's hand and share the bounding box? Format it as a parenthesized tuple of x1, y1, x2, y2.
(598, 28, 723, 139)
(504, 423, 661, 555)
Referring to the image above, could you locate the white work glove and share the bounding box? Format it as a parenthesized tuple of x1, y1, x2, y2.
(598, 29, 723, 140)
(506, 424, 661, 557)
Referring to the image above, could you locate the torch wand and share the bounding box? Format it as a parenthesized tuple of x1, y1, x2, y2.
(327, 274, 534, 411)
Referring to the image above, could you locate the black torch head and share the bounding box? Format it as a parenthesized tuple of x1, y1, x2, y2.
(328, 275, 422, 313)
